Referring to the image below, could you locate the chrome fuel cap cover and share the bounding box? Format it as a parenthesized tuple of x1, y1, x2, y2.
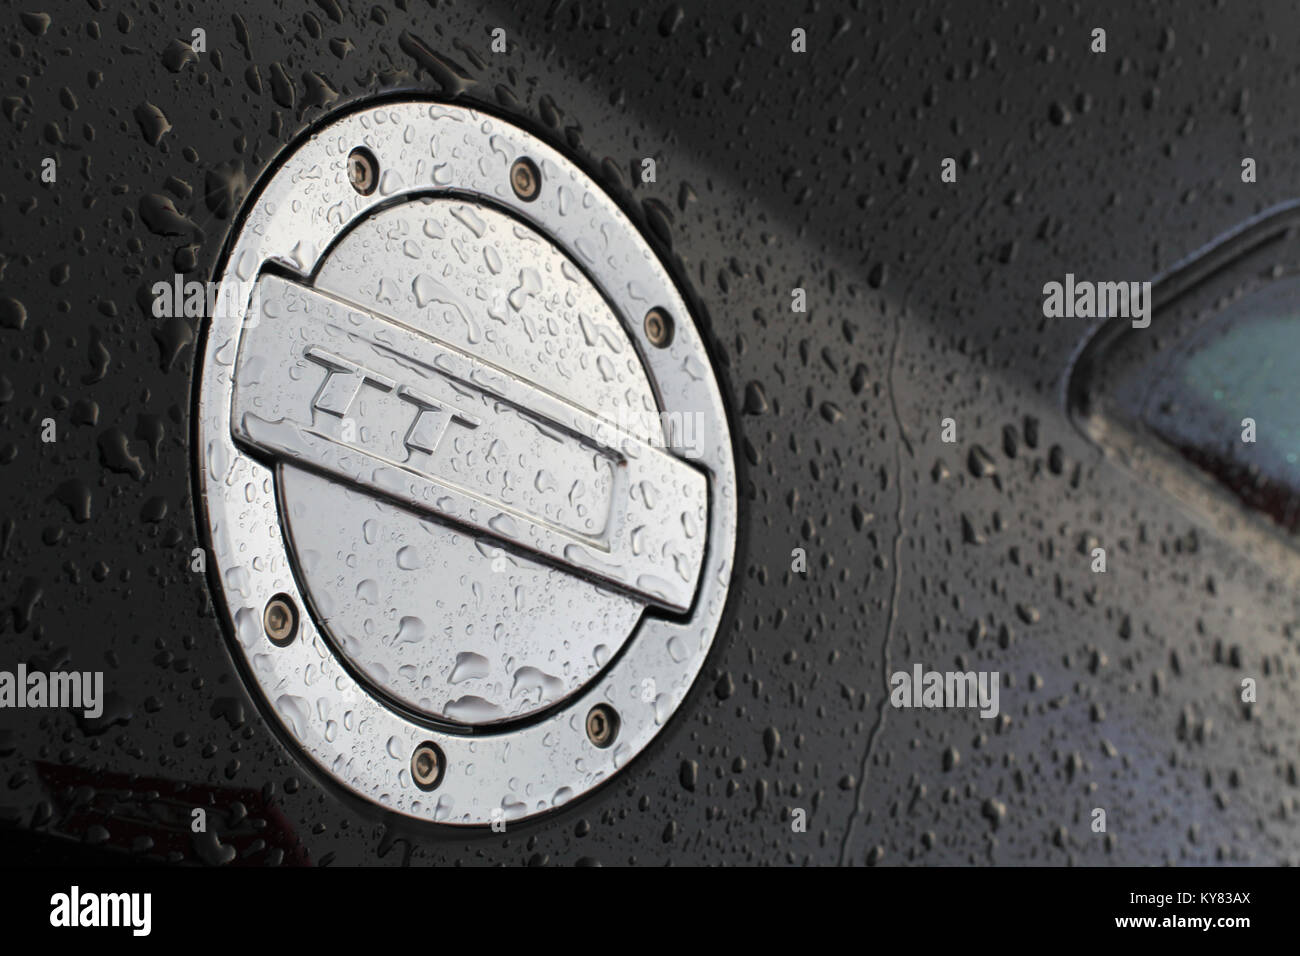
(195, 102, 736, 825)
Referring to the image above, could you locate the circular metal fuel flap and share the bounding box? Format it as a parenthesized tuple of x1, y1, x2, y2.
(196, 102, 736, 826)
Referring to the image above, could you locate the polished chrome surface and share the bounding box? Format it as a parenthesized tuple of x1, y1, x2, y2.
(233, 272, 707, 612)
(196, 102, 736, 825)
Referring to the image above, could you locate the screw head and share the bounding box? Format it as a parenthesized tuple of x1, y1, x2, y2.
(585, 703, 619, 748)
(411, 741, 444, 790)
(644, 307, 674, 348)
(263, 594, 298, 645)
(510, 157, 540, 202)
(347, 146, 378, 196)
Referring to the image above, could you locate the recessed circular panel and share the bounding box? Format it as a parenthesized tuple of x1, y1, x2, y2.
(195, 102, 736, 825)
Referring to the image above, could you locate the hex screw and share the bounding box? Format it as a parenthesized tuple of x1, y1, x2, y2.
(585, 703, 619, 748)
(263, 594, 298, 645)
(644, 307, 674, 348)
(510, 156, 541, 201)
(348, 146, 379, 196)
(411, 741, 445, 791)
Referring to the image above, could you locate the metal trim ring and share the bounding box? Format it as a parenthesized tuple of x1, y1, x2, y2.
(195, 101, 737, 826)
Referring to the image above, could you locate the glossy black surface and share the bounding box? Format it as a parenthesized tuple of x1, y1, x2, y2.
(1, 0, 1297, 865)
